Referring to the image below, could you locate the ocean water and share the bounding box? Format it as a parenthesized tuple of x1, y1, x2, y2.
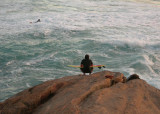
(0, 0, 160, 102)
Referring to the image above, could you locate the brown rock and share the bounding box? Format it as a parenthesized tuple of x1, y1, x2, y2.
(0, 71, 160, 114)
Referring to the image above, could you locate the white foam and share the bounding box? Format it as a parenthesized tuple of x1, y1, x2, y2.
(10, 68, 23, 75)
(143, 55, 154, 66)
(26, 83, 31, 88)
(24, 52, 57, 66)
(142, 54, 160, 77)
(154, 55, 160, 62)
(1, 86, 17, 92)
(44, 29, 51, 36)
(38, 77, 55, 82)
(6, 60, 15, 66)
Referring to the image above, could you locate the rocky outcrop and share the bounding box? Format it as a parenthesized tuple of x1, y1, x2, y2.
(0, 71, 160, 114)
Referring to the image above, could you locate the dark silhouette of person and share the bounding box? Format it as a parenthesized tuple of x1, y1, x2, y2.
(80, 54, 93, 75)
(30, 19, 41, 24)
(35, 19, 41, 23)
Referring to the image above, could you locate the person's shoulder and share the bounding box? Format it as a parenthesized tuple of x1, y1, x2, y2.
(89, 59, 93, 63)
(81, 59, 85, 63)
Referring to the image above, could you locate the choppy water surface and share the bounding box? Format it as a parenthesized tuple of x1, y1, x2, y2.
(0, 0, 160, 101)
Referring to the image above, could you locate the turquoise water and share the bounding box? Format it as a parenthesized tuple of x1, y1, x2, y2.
(0, 0, 160, 101)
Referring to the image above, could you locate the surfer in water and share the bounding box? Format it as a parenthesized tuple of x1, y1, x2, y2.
(30, 19, 41, 24)
(80, 54, 93, 75)
(35, 19, 41, 23)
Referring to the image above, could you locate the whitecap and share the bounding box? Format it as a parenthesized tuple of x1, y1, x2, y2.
(25, 62, 31, 66)
(38, 77, 55, 82)
(6, 60, 15, 66)
(26, 83, 31, 88)
(44, 29, 51, 36)
(143, 54, 154, 66)
(23, 52, 57, 66)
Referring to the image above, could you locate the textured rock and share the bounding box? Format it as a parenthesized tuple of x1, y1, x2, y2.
(0, 71, 160, 114)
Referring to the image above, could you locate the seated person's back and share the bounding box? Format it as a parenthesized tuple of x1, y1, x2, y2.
(80, 54, 93, 75)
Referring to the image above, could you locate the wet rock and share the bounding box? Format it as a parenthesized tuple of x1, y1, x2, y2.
(0, 71, 160, 114)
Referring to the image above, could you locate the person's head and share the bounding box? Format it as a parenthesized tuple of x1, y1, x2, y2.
(85, 54, 89, 60)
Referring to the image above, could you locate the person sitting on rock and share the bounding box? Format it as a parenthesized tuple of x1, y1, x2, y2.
(80, 54, 93, 75)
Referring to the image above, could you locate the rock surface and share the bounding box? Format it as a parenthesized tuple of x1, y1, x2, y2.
(0, 71, 160, 114)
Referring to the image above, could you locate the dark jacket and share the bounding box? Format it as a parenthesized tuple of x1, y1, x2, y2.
(80, 59, 93, 73)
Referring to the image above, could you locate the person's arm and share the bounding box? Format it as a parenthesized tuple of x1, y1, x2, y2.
(81, 60, 84, 68)
(90, 60, 93, 66)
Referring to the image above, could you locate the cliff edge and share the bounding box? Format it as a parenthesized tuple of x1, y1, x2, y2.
(0, 71, 160, 114)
